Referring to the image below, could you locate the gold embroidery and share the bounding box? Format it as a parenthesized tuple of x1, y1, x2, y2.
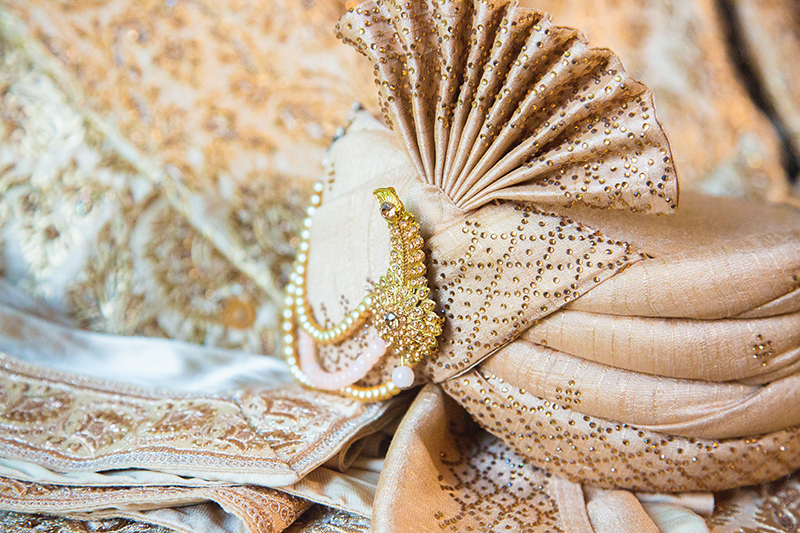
(0, 477, 311, 533)
(0, 13, 311, 357)
(285, 506, 371, 533)
(707, 498, 742, 529)
(0, 354, 395, 480)
(708, 472, 800, 532)
(422, 204, 639, 381)
(286, 186, 443, 400)
(223, 298, 258, 330)
(2, 0, 372, 190)
(0, 512, 173, 533)
(139, 200, 275, 351)
(751, 486, 800, 532)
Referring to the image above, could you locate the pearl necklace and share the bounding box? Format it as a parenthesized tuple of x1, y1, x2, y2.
(282, 183, 444, 402)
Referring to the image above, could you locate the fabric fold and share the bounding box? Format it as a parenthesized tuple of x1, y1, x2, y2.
(442, 367, 800, 492)
(336, 0, 679, 213)
(0, 478, 310, 533)
(585, 489, 660, 533)
(0, 284, 414, 489)
(372, 384, 594, 532)
(308, 111, 641, 387)
(481, 338, 800, 439)
(523, 310, 800, 382)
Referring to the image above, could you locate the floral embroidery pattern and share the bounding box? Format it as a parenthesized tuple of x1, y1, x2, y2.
(0, 354, 393, 481)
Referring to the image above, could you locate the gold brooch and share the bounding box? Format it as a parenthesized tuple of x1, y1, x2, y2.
(283, 185, 444, 401)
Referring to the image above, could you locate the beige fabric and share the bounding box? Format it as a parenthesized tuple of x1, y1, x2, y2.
(70, 504, 248, 533)
(636, 493, 715, 517)
(372, 384, 595, 533)
(308, 117, 639, 386)
(293, 0, 800, 497)
(338, 0, 677, 213)
(443, 366, 800, 492)
(281, 464, 377, 518)
(437, 190, 800, 489)
(307, 0, 681, 390)
(640, 503, 711, 533)
(523, 311, 800, 382)
(0, 455, 376, 520)
(1, 0, 800, 530)
(0, 332, 404, 486)
(586, 490, 660, 533)
(316, 114, 800, 490)
(483, 338, 800, 439)
(525, 0, 792, 201)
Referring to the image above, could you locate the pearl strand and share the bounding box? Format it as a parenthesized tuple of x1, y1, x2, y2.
(285, 185, 374, 345)
(282, 182, 411, 402)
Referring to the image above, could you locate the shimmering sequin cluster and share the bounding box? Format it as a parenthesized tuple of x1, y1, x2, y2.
(283, 185, 444, 401)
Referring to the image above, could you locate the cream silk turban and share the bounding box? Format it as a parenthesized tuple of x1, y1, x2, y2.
(291, 0, 800, 495)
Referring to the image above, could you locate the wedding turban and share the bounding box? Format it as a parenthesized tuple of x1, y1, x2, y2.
(293, 0, 800, 494)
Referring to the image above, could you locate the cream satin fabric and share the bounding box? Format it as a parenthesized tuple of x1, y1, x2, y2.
(0, 292, 388, 531)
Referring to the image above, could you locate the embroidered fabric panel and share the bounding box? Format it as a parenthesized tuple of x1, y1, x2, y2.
(0, 10, 309, 358)
(0, 354, 392, 483)
(0, 478, 310, 533)
(0, 512, 175, 533)
(708, 470, 800, 532)
(285, 506, 372, 533)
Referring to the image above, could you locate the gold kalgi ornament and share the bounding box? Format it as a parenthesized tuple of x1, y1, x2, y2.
(283, 185, 444, 401)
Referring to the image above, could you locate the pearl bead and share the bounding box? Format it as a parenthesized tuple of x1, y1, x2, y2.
(391, 366, 415, 389)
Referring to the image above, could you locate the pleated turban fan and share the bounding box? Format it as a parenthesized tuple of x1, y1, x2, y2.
(284, 0, 800, 493)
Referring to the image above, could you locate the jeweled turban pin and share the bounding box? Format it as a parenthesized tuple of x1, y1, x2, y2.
(284, 186, 443, 400)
